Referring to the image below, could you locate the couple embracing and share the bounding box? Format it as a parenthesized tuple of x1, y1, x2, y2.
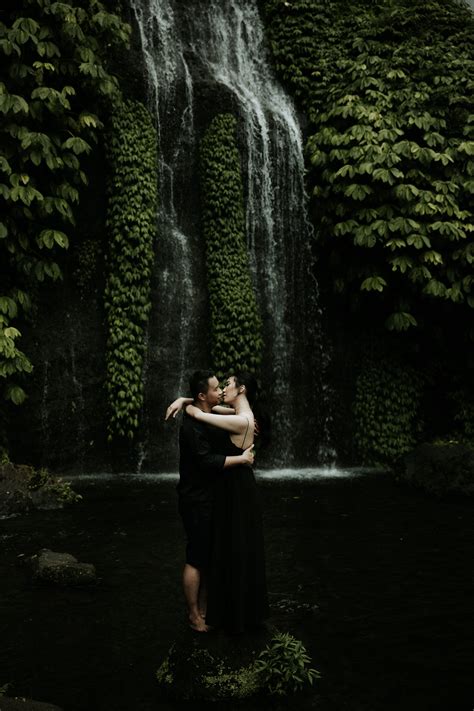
(166, 370, 269, 634)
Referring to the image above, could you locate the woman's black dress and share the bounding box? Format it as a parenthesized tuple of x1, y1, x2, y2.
(206, 434, 269, 634)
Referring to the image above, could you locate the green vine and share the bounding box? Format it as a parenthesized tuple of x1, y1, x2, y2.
(353, 356, 424, 464)
(104, 99, 158, 440)
(263, 0, 474, 332)
(0, 0, 130, 438)
(200, 113, 263, 378)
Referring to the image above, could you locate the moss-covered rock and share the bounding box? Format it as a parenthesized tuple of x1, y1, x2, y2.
(30, 549, 96, 586)
(156, 625, 275, 701)
(0, 461, 81, 518)
(396, 442, 474, 496)
(199, 113, 264, 379)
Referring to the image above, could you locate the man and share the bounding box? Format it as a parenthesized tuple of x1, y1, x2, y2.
(174, 370, 254, 632)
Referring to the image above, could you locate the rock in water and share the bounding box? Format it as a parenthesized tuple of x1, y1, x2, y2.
(30, 549, 96, 586)
(156, 624, 276, 700)
(0, 461, 80, 518)
(0, 698, 63, 711)
(397, 442, 474, 496)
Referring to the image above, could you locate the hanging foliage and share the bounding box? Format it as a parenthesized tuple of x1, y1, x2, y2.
(104, 99, 158, 440)
(200, 113, 264, 379)
(263, 0, 474, 331)
(353, 355, 424, 464)
(0, 0, 130, 428)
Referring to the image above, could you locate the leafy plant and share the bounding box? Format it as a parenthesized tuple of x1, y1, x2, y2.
(104, 99, 158, 440)
(353, 355, 424, 464)
(0, 0, 130, 444)
(27, 465, 82, 503)
(0, 682, 10, 696)
(255, 632, 320, 696)
(200, 114, 264, 378)
(449, 388, 474, 445)
(263, 0, 474, 332)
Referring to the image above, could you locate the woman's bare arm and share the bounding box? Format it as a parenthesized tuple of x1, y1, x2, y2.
(186, 404, 249, 434)
(165, 397, 193, 420)
(212, 405, 236, 415)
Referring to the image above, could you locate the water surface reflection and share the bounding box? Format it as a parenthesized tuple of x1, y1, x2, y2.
(0, 471, 472, 710)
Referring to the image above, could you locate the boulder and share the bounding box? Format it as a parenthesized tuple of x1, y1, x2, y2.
(30, 549, 96, 586)
(397, 442, 474, 496)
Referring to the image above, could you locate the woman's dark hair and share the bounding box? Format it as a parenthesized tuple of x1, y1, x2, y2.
(233, 371, 258, 406)
(233, 371, 271, 449)
(189, 369, 215, 400)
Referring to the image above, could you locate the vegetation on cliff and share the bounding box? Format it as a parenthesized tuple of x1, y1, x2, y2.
(104, 99, 158, 440)
(263, 0, 474, 462)
(263, 0, 474, 333)
(200, 113, 263, 379)
(353, 355, 424, 464)
(0, 0, 130, 451)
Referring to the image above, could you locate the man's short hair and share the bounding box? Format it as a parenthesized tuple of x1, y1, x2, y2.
(189, 370, 215, 400)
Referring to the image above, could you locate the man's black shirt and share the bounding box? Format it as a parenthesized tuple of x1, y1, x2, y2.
(177, 413, 227, 505)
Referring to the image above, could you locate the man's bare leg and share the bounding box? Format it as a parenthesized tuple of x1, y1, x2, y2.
(183, 563, 208, 631)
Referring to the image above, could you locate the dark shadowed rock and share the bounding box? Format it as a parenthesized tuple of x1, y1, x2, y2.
(0, 698, 63, 711)
(30, 549, 96, 586)
(397, 442, 474, 496)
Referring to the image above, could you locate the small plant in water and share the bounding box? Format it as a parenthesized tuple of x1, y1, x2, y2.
(27, 467, 82, 504)
(0, 682, 11, 696)
(255, 632, 320, 695)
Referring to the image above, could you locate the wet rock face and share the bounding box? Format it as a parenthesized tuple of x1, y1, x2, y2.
(8, 0, 327, 475)
(30, 549, 96, 586)
(397, 443, 474, 496)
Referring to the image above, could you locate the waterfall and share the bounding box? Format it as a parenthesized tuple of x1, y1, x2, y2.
(130, 0, 327, 467)
(40, 359, 50, 461)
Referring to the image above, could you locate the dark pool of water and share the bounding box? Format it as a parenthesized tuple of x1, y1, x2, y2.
(0, 471, 473, 711)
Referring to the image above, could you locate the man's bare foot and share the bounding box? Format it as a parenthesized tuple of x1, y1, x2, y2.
(199, 608, 206, 619)
(189, 614, 209, 632)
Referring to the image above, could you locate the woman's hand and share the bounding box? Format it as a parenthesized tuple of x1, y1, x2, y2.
(165, 397, 192, 420)
(241, 444, 255, 467)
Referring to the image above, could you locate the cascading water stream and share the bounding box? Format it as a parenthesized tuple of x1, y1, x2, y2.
(185, 0, 318, 459)
(131, 0, 203, 469)
(130, 0, 329, 467)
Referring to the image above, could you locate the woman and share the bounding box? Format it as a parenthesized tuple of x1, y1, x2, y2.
(169, 372, 269, 634)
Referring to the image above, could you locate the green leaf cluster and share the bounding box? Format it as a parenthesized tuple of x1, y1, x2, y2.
(200, 114, 264, 378)
(104, 100, 158, 441)
(262, 0, 474, 330)
(353, 356, 424, 464)
(449, 388, 474, 445)
(27, 465, 82, 503)
(255, 632, 321, 696)
(0, 0, 130, 438)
